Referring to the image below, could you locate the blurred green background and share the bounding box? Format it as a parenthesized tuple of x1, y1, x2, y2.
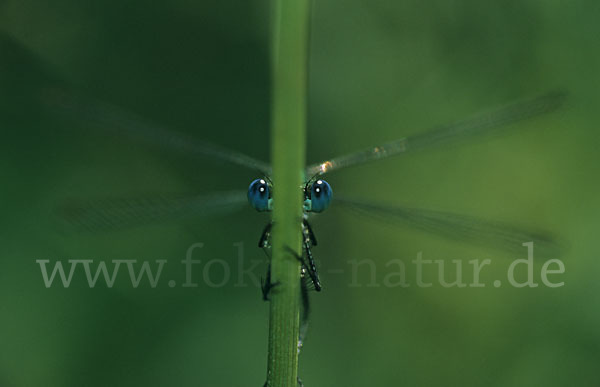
(1, 0, 599, 386)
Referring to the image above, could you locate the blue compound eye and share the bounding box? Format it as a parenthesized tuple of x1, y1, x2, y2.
(309, 179, 332, 213)
(248, 178, 271, 212)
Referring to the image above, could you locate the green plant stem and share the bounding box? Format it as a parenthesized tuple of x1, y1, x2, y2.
(265, 0, 311, 386)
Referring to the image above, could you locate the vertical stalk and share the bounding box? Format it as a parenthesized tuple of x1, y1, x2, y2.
(266, 0, 311, 386)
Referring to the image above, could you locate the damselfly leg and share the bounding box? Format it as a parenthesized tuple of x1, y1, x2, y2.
(301, 219, 321, 291)
(258, 222, 280, 301)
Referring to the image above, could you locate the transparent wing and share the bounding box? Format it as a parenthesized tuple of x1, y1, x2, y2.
(58, 190, 248, 231)
(334, 196, 563, 258)
(42, 88, 272, 176)
(306, 91, 566, 176)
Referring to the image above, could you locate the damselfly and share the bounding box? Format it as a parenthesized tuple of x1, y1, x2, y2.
(51, 89, 565, 259)
(48, 88, 565, 383)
